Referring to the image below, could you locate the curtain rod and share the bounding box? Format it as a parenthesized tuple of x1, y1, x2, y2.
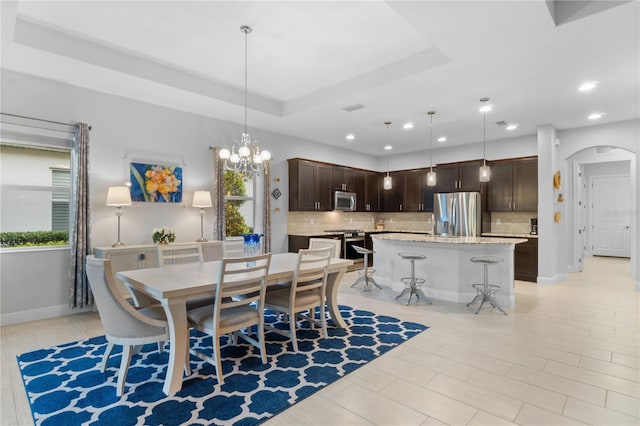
(1, 112, 91, 130)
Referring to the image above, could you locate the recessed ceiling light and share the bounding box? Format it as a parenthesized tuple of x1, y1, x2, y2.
(479, 104, 493, 113)
(403, 123, 414, 129)
(437, 136, 447, 142)
(384, 145, 392, 150)
(588, 112, 603, 120)
(505, 124, 519, 131)
(346, 134, 355, 140)
(579, 81, 598, 92)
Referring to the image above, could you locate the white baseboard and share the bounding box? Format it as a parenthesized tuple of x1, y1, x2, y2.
(1, 304, 94, 326)
(537, 273, 568, 285)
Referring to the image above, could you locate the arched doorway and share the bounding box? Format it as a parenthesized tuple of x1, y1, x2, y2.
(566, 146, 635, 273)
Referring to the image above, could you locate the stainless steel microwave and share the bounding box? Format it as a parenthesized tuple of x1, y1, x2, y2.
(334, 191, 356, 211)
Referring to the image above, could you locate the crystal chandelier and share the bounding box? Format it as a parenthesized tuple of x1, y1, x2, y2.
(219, 25, 271, 180)
(479, 97, 491, 182)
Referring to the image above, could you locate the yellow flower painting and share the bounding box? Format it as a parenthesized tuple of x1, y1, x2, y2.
(130, 162, 182, 202)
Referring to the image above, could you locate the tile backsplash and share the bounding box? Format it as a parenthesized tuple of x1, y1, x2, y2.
(489, 211, 537, 234)
(287, 211, 536, 235)
(288, 211, 434, 234)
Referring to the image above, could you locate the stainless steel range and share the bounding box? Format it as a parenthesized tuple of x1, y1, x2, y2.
(323, 230, 365, 266)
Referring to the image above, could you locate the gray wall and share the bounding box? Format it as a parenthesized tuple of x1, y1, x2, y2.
(1, 70, 638, 324)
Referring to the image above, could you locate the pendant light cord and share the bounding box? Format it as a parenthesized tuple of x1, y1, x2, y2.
(386, 122, 390, 176)
(429, 113, 434, 169)
(244, 27, 248, 135)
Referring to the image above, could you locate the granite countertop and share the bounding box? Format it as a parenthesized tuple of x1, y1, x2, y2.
(288, 230, 433, 237)
(371, 233, 527, 245)
(482, 232, 538, 239)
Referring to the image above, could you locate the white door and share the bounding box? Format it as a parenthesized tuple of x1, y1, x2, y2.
(591, 175, 631, 257)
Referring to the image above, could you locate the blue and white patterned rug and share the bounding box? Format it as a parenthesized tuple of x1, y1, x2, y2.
(17, 305, 427, 426)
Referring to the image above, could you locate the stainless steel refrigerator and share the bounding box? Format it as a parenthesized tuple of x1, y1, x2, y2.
(433, 192, 481, 237)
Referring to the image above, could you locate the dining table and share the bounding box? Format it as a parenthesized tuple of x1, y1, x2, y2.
(116, 252, 353, 395)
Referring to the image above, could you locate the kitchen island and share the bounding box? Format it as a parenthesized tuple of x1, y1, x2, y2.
(371, 233, 527, 308)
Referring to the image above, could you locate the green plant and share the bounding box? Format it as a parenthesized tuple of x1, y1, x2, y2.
(224, 171, 251, 236)
(0, 231, 69, 248)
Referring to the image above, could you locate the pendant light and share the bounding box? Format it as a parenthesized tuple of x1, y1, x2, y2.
(479, 97, 491, 182)
(426, 111, 437, 187)
(383, 121, 392, 190)
(219, 25, 271, 180)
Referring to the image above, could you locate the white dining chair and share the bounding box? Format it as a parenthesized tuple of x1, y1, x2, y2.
(186, 253, 272, 385)
(264, 247, 332, 352)
(308, 237, 341, 259)
(85, 255, 169, 396)
(223, 237, 246, 258)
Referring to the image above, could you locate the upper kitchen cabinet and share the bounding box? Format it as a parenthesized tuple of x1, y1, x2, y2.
(288, 159, 333, 211)
(381, 171, 405, 212)
(364, 171, 379, 212)
(436, 160, 484, 192)
(403, 169, 436, 212)
(488, 158, 538, 212)
(332, 166, 367, 211)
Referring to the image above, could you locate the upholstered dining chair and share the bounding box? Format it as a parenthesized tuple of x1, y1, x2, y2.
(85, 255, 169, 396)
(186, 252, 272, 385)
(308, 237, 341, 259)
(264, 247, 332, 352)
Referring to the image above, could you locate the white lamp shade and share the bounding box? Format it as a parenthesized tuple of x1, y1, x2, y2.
(106, 186, 132, 206)
(192, 191, 212, 208)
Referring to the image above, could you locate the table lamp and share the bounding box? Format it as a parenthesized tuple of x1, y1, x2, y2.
(192, 191, 212, 242)
(106, 186, 132, 247)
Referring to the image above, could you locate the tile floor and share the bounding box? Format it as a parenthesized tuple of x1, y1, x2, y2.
(1, 256, 638, 425)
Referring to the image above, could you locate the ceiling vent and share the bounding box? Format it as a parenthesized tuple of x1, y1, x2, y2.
(495, 120, 507, 126)
(341, 104, 366, 112)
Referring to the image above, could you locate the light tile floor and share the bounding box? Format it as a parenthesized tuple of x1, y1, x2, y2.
(1, 256, 638, 425)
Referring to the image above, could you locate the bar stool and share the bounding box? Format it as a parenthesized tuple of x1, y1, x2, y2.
(350, 246, 381, 291)
(466, 255, 507, 315)
(396, 252, 430, 306)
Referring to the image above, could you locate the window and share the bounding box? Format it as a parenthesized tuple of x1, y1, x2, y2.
(0, 115, 75, 247)
(223, 171, 255, 237)
(51, 168, 71, 231)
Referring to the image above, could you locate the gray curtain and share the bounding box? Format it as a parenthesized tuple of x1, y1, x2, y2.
(211, 147, 225, 240)
(262, 163, 271, 253)
(69, 123, 92, 308)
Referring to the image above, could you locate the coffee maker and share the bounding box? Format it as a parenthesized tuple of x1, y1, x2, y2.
(530, 218, 538, 235)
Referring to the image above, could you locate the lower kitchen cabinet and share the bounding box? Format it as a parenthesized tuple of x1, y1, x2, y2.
(514, 238, 538, 282)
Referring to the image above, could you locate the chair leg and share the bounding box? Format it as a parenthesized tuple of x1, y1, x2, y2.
(157, 341, 164, 353)
(212, 336, 224, 385)
(320, 303, 328, 339)
(289, 314, 298, 352)
(258, 319, 267, 364)
(116, 345, 134, 397)
(101, 342, 114, 373)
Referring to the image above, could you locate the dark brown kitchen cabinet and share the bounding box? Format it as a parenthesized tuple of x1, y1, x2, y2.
(515, 238, 538, 282)
(288, 159, 332, 211)
(381, 171, 404, 212)
(403, 169, 436, 212)
(364, 171, 379, 212)
(436, 160, 483, 192)
(488, 158, 538, 212)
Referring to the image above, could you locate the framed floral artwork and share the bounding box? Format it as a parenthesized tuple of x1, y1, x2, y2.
(129, 162, 182, 202)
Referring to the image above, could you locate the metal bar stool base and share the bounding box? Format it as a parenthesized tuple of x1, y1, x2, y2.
(466, 257, 507, 315)
(350, 246, 382, 291)
(396, 252, 430, 306)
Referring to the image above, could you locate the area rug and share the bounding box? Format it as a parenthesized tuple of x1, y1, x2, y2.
(17, 305, 427, 426)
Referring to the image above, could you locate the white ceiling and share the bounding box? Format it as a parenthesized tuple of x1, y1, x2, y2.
(1, 1, 638, 156)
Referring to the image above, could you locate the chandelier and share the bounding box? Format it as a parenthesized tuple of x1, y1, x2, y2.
(219, 25, 271, 180)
